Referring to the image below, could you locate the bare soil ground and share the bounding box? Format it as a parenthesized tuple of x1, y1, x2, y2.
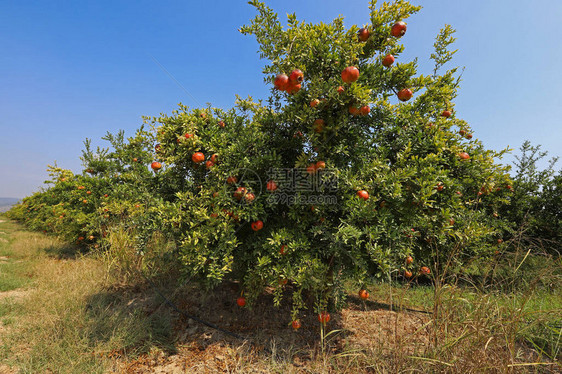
(106, 281, 433, 374)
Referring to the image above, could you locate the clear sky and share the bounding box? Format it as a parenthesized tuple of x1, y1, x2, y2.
(1, 0, 561, 198)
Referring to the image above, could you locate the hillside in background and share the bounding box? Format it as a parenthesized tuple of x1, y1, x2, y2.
(0, 198, 20, 213)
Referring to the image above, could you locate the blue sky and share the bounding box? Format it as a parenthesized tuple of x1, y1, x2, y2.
(1, 0, 561, 198)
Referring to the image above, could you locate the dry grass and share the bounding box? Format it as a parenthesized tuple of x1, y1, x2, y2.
(0, 217, 560, 373)
(0, 219, 174, 373)
(97, 227, 178, 284)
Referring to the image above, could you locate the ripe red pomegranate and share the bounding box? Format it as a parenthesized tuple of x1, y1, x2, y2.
(391, 21, 407, 37)
(266, 180, 278, 192)
(251, 220, 264, 231)
(192, 152, 205, 163)
(286, 82, 301, 94)
(274, 73, 289, 91)
(348, 106, 360, 116)
(289, 69, 304, 84)
(318, 311, 331, 324)
(358, 28, 370, 41)
(397, 88, 413, 101)
(341, 66, 360, 83)
(234, 187, 247, 200)
(382, 54, 395, 67)
(357, 190, 369, 200)
(459, 152, 470, 160)
(306, 163, 317, 175)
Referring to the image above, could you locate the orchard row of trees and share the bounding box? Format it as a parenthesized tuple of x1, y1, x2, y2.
(501, 141, 562, 255)
(6, 0, 559, 325)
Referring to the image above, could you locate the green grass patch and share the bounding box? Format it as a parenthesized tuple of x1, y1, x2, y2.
(0, 218, 35, 292)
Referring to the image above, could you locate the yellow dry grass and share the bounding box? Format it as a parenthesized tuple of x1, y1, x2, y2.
(0, 218, 560, 373)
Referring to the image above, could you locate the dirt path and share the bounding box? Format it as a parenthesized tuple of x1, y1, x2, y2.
(0, 289, 28, 300)
(0, 220, 21, 374)
(0, 225, 7, 243)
